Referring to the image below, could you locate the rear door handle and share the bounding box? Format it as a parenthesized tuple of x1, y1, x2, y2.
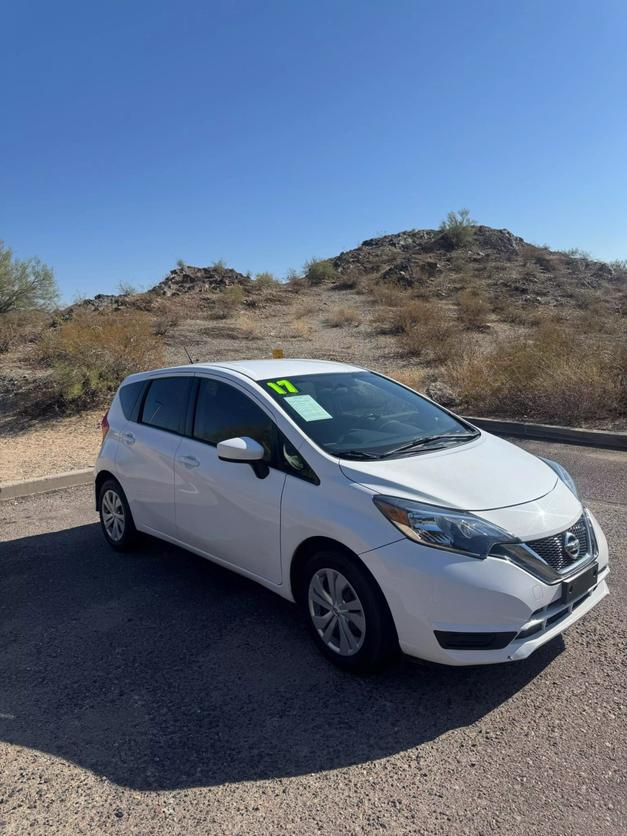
(179, 455, 200, 469)
(121, 432, 135, 446)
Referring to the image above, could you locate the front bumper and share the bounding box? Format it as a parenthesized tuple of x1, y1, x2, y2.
(360, 510, 609, 666)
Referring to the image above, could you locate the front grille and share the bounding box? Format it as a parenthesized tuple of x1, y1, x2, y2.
(526, 515, 590, 572)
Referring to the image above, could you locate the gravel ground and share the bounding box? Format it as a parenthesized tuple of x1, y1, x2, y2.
(0, 440, 625, 835)
(0, 409, 102, 483)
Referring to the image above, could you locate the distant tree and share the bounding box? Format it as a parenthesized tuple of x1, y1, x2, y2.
(176, 258, 186, 268)
(439, 208, 477, 247)
(0, 241, 59, 314)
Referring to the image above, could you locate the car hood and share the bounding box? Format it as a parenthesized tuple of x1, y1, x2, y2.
(338, 431, 557, 511)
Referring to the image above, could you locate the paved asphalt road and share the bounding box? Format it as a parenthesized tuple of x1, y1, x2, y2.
(0, 440, 625, 835)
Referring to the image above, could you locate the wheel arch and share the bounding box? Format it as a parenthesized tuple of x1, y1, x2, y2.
(95, 469, 118, 510)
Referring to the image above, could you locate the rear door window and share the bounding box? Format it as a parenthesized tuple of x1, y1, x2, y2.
(141, 377, 191, 434)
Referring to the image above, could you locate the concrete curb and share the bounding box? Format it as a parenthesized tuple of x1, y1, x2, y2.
(466, 417, 627, 451)
(0, 468, 93, 501)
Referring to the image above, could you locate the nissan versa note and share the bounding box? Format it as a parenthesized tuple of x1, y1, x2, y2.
(96, 359, 609, 672)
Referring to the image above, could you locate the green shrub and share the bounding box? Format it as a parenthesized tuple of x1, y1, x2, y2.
(304, 258, 338, 285)
(37, 310, 164, 409)
(439, 208, 477, 247)
(254, 272, 279, 288)
(213, 284, 245, 318)
(0, 241, 59, 314)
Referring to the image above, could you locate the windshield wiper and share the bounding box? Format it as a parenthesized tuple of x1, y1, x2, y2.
(380, 431, 480, 458)
(336, 449, 382, 460)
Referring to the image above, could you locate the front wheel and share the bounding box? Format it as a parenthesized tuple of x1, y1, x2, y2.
(301, 549, 398, 673)
(99, 479, 137, 551)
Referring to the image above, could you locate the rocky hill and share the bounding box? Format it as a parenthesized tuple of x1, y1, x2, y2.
(69, 225, 625, 314)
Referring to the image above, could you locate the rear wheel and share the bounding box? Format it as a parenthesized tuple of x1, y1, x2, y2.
(99, 479, 137, 551)
(300, 548, 398, 672)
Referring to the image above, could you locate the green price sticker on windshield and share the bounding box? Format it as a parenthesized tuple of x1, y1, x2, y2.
(267, 379, 298, 395)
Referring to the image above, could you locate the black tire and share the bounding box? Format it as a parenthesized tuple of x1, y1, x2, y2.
(98, 478, 137, 552)
(299, 548, 398, 673)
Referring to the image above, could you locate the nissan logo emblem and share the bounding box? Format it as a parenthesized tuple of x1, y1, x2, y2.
(564, 531, 580, 559)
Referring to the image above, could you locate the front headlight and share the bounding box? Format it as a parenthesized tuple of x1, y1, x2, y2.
(373, 495, 516, 559)
(540, 458, 579, 498)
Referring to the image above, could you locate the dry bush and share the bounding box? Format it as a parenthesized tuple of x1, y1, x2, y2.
(368, 279, 408, 307)
(327, 306, 360, 328)
(232, 313, 260, 340)
(0, 309, 49, 353)
(291, 301, 319, 320)
(390, 300, 459, 362)
(443, 320, 626, 423)
(212, 284, 246, 319)
(457, 288, 490, 330)
(290, 320, 313, 339)
(386, 369, 425, 392)
(37, 310, 164, 409)
(152, 308, 181, 336)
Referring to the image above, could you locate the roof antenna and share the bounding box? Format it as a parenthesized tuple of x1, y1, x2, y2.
(184, 346, 195, 364)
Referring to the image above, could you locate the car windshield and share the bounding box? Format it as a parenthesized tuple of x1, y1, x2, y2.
(258, 371, 477, 459)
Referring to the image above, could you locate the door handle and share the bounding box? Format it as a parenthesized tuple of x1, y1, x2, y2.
(179, 455, 200, 469)
(121, 432, 135, 446)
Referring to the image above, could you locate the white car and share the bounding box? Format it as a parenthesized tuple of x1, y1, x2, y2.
(95, 359, 609, 672)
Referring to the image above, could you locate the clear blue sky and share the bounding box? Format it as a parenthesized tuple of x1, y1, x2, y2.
(2, 0, 626, 301)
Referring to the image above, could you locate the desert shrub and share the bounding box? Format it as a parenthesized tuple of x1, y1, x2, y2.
(254, 271, 279, 288)
(304, 258, 338, 285)
(368, 280, 408, 307)
(326, 306, 360, 328)
(380, 299, 458, 362)
(386, 369, 425, 392)
(37, 310, 164, 409)
(117, 281, 140, 296)
(561, 247, 592, 260)
(443, 320, 626, 423)
(290, 320, 313, 339)
(152, 308, 181, 336)
(0, 309, 49, 353)
(231, 313, 260, 340)
(457, 288, 490, 329)
(439, 208, 477, 247)
(213, 284, 245, 318)
(212, 258, 227, 269)
(0, 242, 59, 314)
(291, 301, 319, 320)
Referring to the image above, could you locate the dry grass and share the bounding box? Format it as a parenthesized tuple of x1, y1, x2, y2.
(232, 312, 260, 340)
(386, 368, 425, 393)
(210, 285, 246, 319)
(291, 301, 319, 320)
(0, 309, 49, 353)
(456, 288, 490, 330)
(36, 309, 164, 409)
(290, 320, 313, 339)
(326, 306, 361, 328)
(443, 319, 626, 423)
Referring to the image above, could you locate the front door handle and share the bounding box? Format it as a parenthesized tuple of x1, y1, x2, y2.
(179, 455, 200, 469)
(121, 432, 135, 446)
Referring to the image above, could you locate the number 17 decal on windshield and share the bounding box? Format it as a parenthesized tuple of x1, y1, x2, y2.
(267, 379, 299, 395)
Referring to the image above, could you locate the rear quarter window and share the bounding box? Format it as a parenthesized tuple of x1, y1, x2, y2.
(118, 381, 146, 421)
(141, 377, 192, 434)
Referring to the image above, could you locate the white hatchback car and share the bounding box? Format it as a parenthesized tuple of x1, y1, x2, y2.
(96, 359, 609, 672)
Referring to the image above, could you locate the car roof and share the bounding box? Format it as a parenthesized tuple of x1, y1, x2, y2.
(124, 358, 364, 384)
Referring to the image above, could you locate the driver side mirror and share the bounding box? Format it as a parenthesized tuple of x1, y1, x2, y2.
(217, 436, 269, 479)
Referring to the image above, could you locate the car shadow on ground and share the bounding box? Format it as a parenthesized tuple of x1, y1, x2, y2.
(0, 522, 564, 790)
